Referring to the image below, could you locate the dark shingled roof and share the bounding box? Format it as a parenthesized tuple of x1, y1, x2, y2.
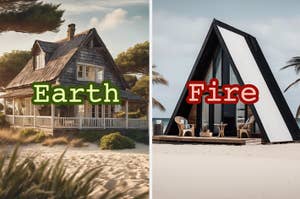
(36, 40, 59, 53)
(6, 29, 92, 89)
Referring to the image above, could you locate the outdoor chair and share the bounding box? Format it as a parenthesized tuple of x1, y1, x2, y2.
(174, 116, 195, 136)
(237, 115, 255, 138)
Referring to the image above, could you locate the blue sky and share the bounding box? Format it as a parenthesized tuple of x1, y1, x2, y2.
(153, 0, 300, 118)
(0, 0, 148, 57)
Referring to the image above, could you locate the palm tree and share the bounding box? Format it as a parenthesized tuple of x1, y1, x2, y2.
(281, 57, 300, 118)
(152, 65, 168, 111)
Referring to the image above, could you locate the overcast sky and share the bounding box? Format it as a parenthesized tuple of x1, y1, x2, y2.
(0, 0, 148, 57)
(153, 0, 300, 118)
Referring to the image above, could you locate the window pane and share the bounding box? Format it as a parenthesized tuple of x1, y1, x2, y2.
(97, 69, 104, 82)
(215, 50, 222, 86)
(77, 65, 83, 78)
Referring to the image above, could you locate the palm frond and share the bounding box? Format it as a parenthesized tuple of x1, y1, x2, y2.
(153, 97, 166, 111)
(152, 71, 168, 85)
(296, 105, 300, 118)
(284, 78, 300, 92)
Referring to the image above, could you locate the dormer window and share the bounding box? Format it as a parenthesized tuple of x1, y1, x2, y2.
(35, 52, 45, 70)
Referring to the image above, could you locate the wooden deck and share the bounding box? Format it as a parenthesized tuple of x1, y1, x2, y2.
(152, 135, 261, 145)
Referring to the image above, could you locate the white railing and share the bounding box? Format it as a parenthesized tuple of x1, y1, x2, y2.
(5, 115, 148, 129)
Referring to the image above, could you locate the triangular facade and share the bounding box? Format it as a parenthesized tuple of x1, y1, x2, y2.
(165, 19, 300, 143)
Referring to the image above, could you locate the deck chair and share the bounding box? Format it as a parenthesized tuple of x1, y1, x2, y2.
(237, 115, 255, 138)
(174, 116, 195, 136)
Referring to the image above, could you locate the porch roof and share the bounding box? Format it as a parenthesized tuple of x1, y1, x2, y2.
(1, 88, 143, 101)
(2, 88, 33, 98)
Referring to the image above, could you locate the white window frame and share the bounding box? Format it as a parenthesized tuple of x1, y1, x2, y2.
(35, 51, 45, 70)
(76, 62, 104, 82)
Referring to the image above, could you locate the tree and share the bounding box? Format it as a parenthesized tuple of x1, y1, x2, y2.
(281, 56, 300, 118)
(115, 41, 169, 112)
(131, 75, 149, 100)
(115, 41, 149, 74)
(0, 0, 64, 33)
(0, 50, 31, 87)
(152, 65, 168, 111)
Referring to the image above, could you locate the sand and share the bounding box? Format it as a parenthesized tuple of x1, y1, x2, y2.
(153, 143, 300, 199)
(2, 143, 149, 198)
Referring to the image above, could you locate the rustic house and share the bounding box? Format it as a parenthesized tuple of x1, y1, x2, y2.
(164, 20, 299, 143)
(1, 24, 147, 132)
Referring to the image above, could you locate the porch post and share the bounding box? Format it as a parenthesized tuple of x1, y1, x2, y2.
(79, 105, 82, 129)
(33, 105, 36, 127)
(12, 98, 15, 125)
(51, 104, 54, 129)
(125, 100, 128, 129)
(102, 105, 105, 129)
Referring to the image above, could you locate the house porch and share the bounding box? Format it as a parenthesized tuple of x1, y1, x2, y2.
(3, 96, 148, 130)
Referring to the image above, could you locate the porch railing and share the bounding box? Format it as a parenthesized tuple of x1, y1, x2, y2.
(5, 115, 148, 129)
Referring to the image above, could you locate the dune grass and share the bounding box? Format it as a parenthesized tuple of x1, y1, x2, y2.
(0, 129, 88, 147)
(0, 145, 101, 199)
(42, 136, 69, 147)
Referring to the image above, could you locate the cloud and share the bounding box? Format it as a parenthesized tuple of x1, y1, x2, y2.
(90, 9, 143, 31)
(90, 8, 128, 31)
(48, 0, 148, 14)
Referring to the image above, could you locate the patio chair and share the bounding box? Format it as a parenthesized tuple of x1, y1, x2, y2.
(174, 116, 195, 136)
(237, 115, 255, 138)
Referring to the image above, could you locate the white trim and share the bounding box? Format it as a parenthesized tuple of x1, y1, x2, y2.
(218, 26, 293, 142)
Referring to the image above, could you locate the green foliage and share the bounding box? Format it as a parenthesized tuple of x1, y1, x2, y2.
(100, 132, 135, 150)
(115, 41, 149, 74)
(131, 75, 149, 101)
(122, 129, 149, 145)
(0, 50, 31, 87)
(20, 128, 46, 143)
(0, 1, 64, 33)
(123, 74, 138, 87)
(20, 128, 39, 137)
(0, 145, 101, 199)
(75, 129, 149, 144)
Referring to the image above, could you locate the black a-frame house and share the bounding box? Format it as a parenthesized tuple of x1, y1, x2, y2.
(165, 19, 300, 143)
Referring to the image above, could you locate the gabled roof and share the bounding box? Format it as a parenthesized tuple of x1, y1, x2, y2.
(165, 19, 300, 143)
(6, 29, 91, 89)
(36, 40, 59, 53)
(6, 28, 128, 90)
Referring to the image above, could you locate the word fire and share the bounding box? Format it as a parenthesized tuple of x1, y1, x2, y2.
(186, 78, 259, 104)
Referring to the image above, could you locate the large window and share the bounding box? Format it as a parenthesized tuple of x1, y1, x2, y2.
(77, 64, 104, 82)
(35, 52, 45, 70)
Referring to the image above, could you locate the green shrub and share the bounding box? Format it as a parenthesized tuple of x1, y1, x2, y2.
(20, 128, 38, 137)
(20, 128, 46, 143)
(122, 129, 149, 145)
(0, 145, 101, 199)
(75, 129, 149, 144)
(100, 132, 135, 150)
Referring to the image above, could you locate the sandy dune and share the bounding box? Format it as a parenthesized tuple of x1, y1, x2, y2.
(2, 143, 149, 198)
(153, 143, 300, 199)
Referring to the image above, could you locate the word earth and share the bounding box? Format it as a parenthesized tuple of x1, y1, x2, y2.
(186, 78, 259, 104)
(32, 81, 120, 105)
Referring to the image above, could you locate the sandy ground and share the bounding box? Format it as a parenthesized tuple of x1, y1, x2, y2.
(2, 143, 149, 199)
(153, 143, 300, 199)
